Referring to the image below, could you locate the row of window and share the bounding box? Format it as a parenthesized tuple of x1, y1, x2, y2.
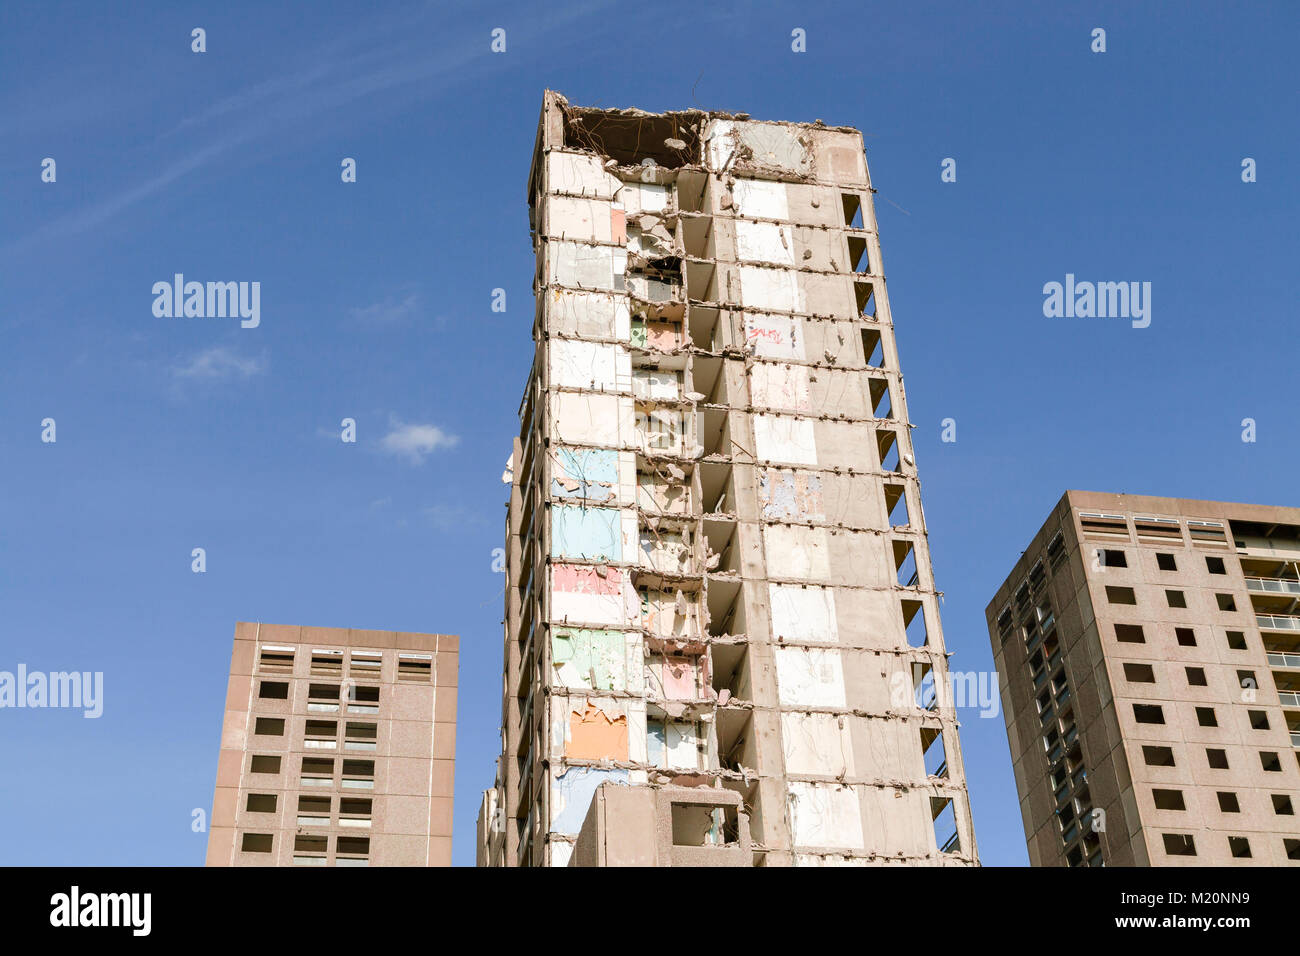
(1115, 622, 1249, 650)
(246, 754, 376, 789)
(1146, 784, 1293, 815)
(243, 793, 373, 821)
(239, 832, 370, 865)
(1079, 513, 1229, 548)
(257, 679, 381, 710)
(1162, 832, 1300, 860)
(996, 540, 1230, 641)
(1123, 660, 1264, 695)
(1132, 701, 1281, 733)
(258, 644, 434, 681)
(1141, 742, 1280, 773)
(1097, 548, 1228, 575)
(1106, 584, 1239, 611)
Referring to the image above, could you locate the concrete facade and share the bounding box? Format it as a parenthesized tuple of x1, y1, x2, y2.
(987, 491, 1300, 866)
(572, 783, 752, 867)
(206, 622, 457, 867)
(479, 92, 978, 867)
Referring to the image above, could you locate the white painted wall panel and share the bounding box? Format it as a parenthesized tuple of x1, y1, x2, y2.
(739, 265, 802, 312)
(782, 712, 855, 776)
(750, 362, 811, 411)
(547, 151, 621, 199)
(769, 584, 838, 642)
(788, 782, 864, 849)
(735, 220, 795, 266)
(550, 392, 632, 446)
(732, 179, 789, 219)
(550, 339, 628, 391)
(752, 414, 817, 465)
(774, 646, 845, 707)
(544, 196, 613, 242)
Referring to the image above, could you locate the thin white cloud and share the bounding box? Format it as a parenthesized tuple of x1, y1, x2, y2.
(4, 0, 617, 256)
(172, 346, 267, 381)
(350, 290, 421, 324)
(380, 419, 458, 464)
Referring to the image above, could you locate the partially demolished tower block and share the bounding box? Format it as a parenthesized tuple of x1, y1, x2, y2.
(478, 91, 978, 867)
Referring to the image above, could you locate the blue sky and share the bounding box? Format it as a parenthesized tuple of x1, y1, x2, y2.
(1, 0, 1296, 866)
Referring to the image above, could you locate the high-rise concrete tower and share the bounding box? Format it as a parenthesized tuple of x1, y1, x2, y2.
(479, 92, 978, 867)
(207, 622, 458, 867)
(987, 491, 1300, 866)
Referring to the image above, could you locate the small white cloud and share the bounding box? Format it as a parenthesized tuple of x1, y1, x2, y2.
(172, 346, 267, 381)
(380, 419, 458, 464)
(350, 290, 420, 324)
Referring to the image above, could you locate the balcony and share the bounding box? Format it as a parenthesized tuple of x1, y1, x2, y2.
(1267, 652, 1300, 669)
(1258, 614, 1300, 633)
(1278, 690, 1300, 707)
(1246, 577, 1300, 597)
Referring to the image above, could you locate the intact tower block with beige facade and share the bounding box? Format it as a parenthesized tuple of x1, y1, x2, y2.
(987, 491, 1300, 866)
(478, 92, 978, 867)
(207, 622, 457, 867)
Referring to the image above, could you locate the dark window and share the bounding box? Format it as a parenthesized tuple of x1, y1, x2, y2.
(1134, 704, 1165, 724)
(1248, 710, 1269, 730)
(1185, 666, 1207, 686)
(249, 755, 281, 774)
(1226, 630, 1247, 650)
(1207, 749, 1229, 769)
(1216, 792, 1240, 813)
(246, 794, 277, 813)
(1261, 752, 1283, 772)
(1153, 789, 1186, 811)
(1156, 553, 1178, 571)
(1142, 745, 1176, 767)
(1124, 662, 1156, 683)
(1196, 707, 1218, 727)
(1106, 586, 1137, 605)
(1228, 836, 1252, 859)
(253, 717, 285, 736)
(1273, 795, 1294, 815)
(1206, 556, 1227, 574)
(1099, 549, 1127, 568)
(1175, 627, 1197, 646)
(258, 681, 289, 700)
(1116, 624, 1146, 644)
(241, 833, 273, 853)
(1166, 590, 1187, 608)
(1216, 594, 1237, 612)
(1162, 833, 1196, 857)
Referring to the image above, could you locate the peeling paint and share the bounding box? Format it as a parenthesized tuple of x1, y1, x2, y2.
(566, 701, 629, 760)
(551, 766, 629, 835)
(552, 628, 640, 691)
(551, 563, 638, 626)
(759, 469, 825, 520)
(551, 447, 620, 502)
